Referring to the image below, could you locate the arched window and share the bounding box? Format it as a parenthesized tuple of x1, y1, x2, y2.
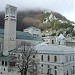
(70, 56, 71, 61)
(41, 55, 43, 61)
(55, 70, 57, 75)
(4, 68, 5, 71)
(52, 40, 54, 44)
(66, 56, 68, 62)
(59, 41, 60, 45)
(2, 61, 4, 66)
(5, 61, 7, 66)
(41, 64, 43, 67)
(67, 70, 68, 75)
(73, 54, 74, 61)
(6, 8, 9, 14)
(48, 55, 50, 61)
(54, 56, 57, 62)
(54, 66, 57, 69)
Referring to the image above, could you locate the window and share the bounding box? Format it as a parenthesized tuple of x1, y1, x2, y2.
(67, 70, 68, 75)
(52, 40, 54, 44)
(59, 41, 60, 45)
(54, 56, 57, 62)
(47, 69, 49, 74)
(55, 70, 57, 75)
(73, 55, 74, 61)
(6, 8, 9, 14)
(11, 8, 15, 14)
(4, 68, 5, 71)
(0, 43, 1, 52)
(2, 61, 4, 66)
(71, 68, 72, 74)
(47, 66, 52, 75)
(54, 66, 57, 69)
(48, 65, 49, 68)
(70, 56, 71, 62)
(73, 66, 74, 74)
(66, 56, 68, 62)
(41, 55, 43, 61)
(64, 73, 65, 75)
(41, 68, 43, 74)
(48, 55, 50, 61)
(33, 55, 35, 58)
(41, 64, 43, 67)
(5, 61, 7, 66)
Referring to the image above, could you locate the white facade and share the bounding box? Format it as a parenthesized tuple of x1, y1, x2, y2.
(35, 43, 75, 75)
(0, 61, 20, 75)
(23, 27, 42, 37)
(43, 34, 66, 45)
(42, 36, 57, 44)
(3, 4, 17, 56)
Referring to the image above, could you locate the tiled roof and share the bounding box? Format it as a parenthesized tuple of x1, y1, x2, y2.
(35, 43, 75, 54)
(0, 28, 4, 34)
(0, 28, 43, 41)
(0, 54, 15, 61)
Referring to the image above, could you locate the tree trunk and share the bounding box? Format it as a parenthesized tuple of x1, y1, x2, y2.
(21, 71, 23, 75)
(24, 70, 27, 75)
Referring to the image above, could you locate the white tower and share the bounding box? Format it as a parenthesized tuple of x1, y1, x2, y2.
(57, 34, 65, 45)
(3, 4, 17, 56)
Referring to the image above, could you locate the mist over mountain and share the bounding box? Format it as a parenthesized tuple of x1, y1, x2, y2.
(0, 9, 75, 36)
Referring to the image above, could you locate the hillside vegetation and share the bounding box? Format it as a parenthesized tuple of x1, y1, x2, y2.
(0, 10, 75, 36)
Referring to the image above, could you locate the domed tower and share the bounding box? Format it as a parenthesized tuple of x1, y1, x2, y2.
(3, 4, 17, 56)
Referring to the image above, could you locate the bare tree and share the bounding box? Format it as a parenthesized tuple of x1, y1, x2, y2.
(16, 41, 38, 75)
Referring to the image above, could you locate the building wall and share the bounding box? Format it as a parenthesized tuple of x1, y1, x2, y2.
(16, 39, 43, 47)
(36, 53, 75, 75)
(24, 27, 42, 37)
(3, 5, 17, 55)
(43, 36, 57, 44)
(0, 61, 8, 74)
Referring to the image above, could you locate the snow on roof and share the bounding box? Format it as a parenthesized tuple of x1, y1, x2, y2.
(35, 42, 75, 54)
(58, 34, 65, 39)
(36, 42, 48, 46)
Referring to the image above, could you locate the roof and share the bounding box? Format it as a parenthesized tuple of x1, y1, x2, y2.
(0, 53, 15, 61)
(24, 27, 40, 30)
(16, 31, 31, 36)
(6, 4, 17, 9)
(0, 28, 43, 41)
(35, 42, 75, 54)
(58, 34, 65, 40)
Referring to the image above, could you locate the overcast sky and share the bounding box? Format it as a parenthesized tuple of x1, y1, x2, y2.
(0, 0, 74, 22)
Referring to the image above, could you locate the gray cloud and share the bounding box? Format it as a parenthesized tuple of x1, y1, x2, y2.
(0, 0, 74, 22)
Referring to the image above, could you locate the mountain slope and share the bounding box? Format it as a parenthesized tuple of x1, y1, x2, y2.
(0, 10, 75, 36)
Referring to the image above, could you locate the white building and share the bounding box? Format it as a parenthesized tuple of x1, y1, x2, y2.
(42, 36, 57, 44)
(23, 27, 42, 37)
(35, 42, 75, 75)
(43, 34, 66, 45)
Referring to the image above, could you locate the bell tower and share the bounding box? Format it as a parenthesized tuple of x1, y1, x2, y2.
(3, 4, 17, 56)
